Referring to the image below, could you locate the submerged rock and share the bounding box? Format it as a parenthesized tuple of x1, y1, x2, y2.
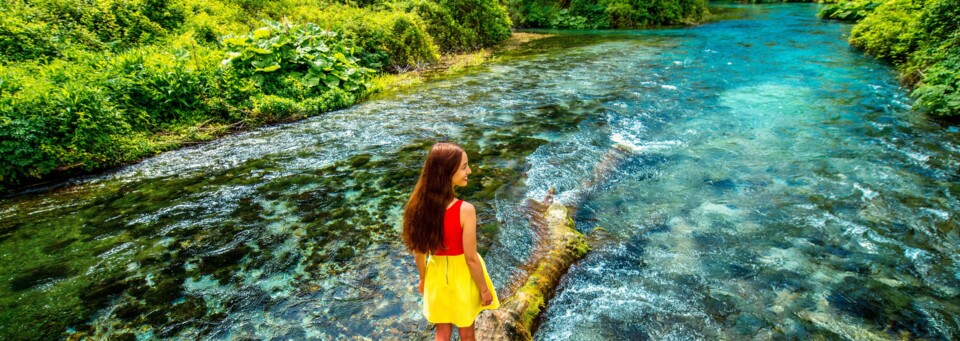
(796, 311, 889, 341)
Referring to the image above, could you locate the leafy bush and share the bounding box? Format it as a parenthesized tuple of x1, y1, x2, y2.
(274, 4, 439, 71)
(0, 0, 187, 62)
(836, 0, 959, 116)
(0, 10, 60, 61)
(221, 20, 375, 97)
(0, 57, 128, 184)
(439, 0, 512, 47)
(331, 0, 394, 8)
(0, 0, 720, 191)
(818, 0, 884, 21)
(504, 0, 707, 29)
(0, 17, 384, 189)
(407, 0, 513, 51)
(849, 0, 923, 63)
(908, 0, 960, 116)
(105, 46, 221, 130)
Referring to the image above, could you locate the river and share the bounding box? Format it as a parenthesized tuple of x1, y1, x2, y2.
(1, 3, 957, 340)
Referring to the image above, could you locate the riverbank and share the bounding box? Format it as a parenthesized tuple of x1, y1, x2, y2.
(820, 0, 959, 117)
(1, 31, 552, 197)
(0, 0, 713, 195)
(0, 0, 514, 194)
(3, 4, 957, 339)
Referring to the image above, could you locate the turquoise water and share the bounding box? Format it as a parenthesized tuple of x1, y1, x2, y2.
(1, 3, 958, 340)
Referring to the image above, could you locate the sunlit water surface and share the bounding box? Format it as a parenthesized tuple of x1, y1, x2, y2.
(0, 3, 957, 340)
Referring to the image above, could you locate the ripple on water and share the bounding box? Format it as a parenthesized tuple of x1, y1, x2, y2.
(534, 4, 960, 340)
(2, 3, 960, 340)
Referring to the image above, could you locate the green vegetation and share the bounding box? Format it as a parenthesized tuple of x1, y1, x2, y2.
(0, 0, 717, 192)
(0, 0, 515, 192)
(820, 0, 960, 117)
(507, 202, 589, 339)
(505, 0, 708, 29)
(818, 0, 883, 21)
(407, 0, 513, 52)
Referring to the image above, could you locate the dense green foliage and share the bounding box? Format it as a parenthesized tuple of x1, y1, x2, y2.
(504, 0, 708, 29)
(0, 0, 186, 62)
(408, 0, 513, 52)
(0, 0, 514, 191)
(818, 0, 883, 21)
(740, 0, 822, 3)
(0, 0, 717, 191)
(221, 20, 373, 98)
(827, 0, 960, 116)
(849, 0, 922, 62)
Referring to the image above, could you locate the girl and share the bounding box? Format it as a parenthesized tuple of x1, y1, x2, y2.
(403, 142, 500, 341)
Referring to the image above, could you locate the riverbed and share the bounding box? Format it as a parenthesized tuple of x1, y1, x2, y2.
(1, 3, 957, 340)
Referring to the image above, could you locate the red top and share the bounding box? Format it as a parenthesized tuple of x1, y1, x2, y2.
(434, 199, 464, 256)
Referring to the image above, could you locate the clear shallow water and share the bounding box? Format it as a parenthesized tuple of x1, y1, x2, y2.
(1, 3, 958, 340)
(531, 4, 960, 340)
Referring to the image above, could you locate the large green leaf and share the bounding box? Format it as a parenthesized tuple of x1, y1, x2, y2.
(254, 63, 281, 72)
(322, 74, 340, 89)
(302, 74, 320, 88)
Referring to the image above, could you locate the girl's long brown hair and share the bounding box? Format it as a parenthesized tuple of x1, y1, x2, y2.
(403, 142, 464, 254)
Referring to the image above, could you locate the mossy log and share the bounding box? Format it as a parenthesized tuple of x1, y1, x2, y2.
(475, 143, 635, 339)
(475, 199, 589, 340)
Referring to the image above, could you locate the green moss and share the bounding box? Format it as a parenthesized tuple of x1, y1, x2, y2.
(567, 233, 591, 258)
(9, 264, 72, 291)
(113, 302, 145, 320)
(169, 296, 206, 321)
(501, 202, 591, 336)
(519, 288, 545, 328)
(144, 277, 182, 305)
(349, 154, 373, 167)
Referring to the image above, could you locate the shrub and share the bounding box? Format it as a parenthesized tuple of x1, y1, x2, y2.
(441, 0, 512, 47)
(849, 0, 924, 63)
(504, 0, 706, 29)
(836, 0, 959, 116)
(0, 0, 535, 190)
(908, 0, 960, 116)
(248, 95, 303, 125)
(0, 0, 188, 62)
(0, 10, 60, 61)
(296, 5, 440, 71)
(406, 0, 474, 51)
(105, 46, 220, 130)
(0, 57, 129, 185)
(406, 0, 512, 51)
(221, 19, 375, 97)
(818, 0, 884, 21)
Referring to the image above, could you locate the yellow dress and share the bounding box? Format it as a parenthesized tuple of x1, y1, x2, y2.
(423, 253, 500, 327)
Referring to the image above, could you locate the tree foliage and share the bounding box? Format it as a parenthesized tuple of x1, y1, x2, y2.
(818, 0, 884, 21)
(835, 0, 960, 116)
(505, 0, 708, 29)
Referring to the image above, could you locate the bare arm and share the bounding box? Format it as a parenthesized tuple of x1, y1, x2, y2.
(414, 251, 426, 294)
(461, 202, 493, 305)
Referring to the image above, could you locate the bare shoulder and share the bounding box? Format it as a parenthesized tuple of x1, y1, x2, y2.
(460, 201, 476, 216)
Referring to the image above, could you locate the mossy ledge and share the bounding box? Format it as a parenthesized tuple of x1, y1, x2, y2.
(476, 197, 589, 340)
